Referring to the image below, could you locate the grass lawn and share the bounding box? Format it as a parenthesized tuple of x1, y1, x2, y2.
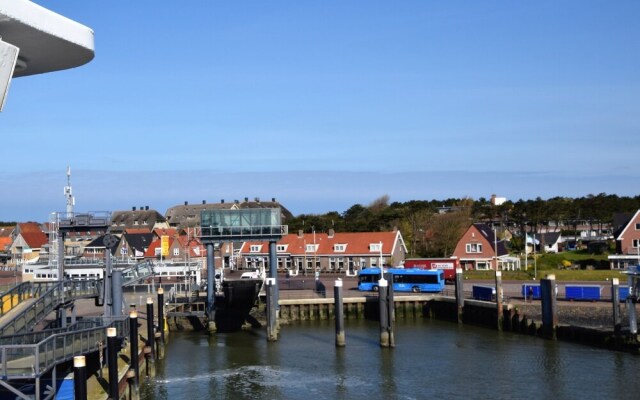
(465, 250, 630, 281)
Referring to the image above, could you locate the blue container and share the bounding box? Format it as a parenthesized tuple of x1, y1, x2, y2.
(618, 286, 631, 302)
(565, 285, 601, 301)
(472, 285, 495, 301)
(521, 284, 541, 299)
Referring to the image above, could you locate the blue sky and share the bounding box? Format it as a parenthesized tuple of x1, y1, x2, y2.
(2, 1, 639, 221)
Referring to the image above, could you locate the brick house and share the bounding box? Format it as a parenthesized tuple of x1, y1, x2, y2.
(608, 210, 640, 269)
(236, 229, 407, 274)
(452, 223, 511, 271)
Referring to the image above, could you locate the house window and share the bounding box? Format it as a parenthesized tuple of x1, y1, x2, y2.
(476, 261, 489, 270)
(133, 220, 139, 225)
(250, 245, 262, 253)
(466, 243, 483, 253)
(330, 257, 345, 271)
(334, 244, 346, 252)
(633, 239, 640, 248)
(277, 245, 287, 252)
(305, 244, 318, 253)
(369, 243, 381, 252)
(173, 248, 180, 256)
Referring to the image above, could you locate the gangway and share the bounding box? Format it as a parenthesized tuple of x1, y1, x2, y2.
(0, 260, 154, 399)
(120, 260, 155, 287)
(0, 316, 128, 399)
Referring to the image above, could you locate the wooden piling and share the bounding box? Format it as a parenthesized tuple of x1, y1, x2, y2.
(612, 278, 621, 334)
(334, 279, 346, 347)
(455, 268, 464, 324)
(540, 274, 558, 340)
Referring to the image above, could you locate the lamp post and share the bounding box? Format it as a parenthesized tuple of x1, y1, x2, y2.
(523, 213, 528, 272)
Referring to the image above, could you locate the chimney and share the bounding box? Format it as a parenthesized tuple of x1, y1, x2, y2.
(328, 229, 335, 238)
(184, 201, 188, 206)
(272, 197, 276, 202)
(244, 197, 249, 202)
(202, 200, 206, 205)
(132, 207, 136, 211)
(298, 229, 304, 238)
(234, 199, 239, 204)
(221, 199, 225, 204)
(146, 206, 149, 210)
(255, 197, 260, 202)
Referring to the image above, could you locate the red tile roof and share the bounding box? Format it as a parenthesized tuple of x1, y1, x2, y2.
(21, 231, 48, 248)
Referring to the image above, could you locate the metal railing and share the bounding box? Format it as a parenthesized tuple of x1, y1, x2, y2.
(0, 282, 32, 318)
(0, 280, 100, 337)
(0, 316, 129, 379)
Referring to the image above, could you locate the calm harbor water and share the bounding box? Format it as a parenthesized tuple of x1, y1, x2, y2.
(141, 319, 640, 400)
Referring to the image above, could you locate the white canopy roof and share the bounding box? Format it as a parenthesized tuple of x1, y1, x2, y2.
(0, 0, 94, 77)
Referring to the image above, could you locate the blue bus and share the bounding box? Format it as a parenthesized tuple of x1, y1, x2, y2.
(358, 268, 445, 293)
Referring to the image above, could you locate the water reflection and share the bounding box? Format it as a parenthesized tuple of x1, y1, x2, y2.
(142, 319, 640, 400)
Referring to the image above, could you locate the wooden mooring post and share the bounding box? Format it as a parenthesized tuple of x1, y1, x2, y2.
(73, 356, 87, 400)
(334, 279, 346, 347)
(612, 278, 621, 334)
(266, 278, 278, 342)
(495, 270, 503, 331)
(455, 268, 464, 324)
(540, 275, 558, 340)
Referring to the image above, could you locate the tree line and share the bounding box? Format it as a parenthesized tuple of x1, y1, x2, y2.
(287, 193, 640, 258)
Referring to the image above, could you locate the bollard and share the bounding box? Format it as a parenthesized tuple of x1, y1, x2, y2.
(266, 278, 278, 342)
(73, 356, 87, 400)
(157, 287, 165, 344)
(540, 274, 558, 340)
(495, 270, 503, 331)
(455, 268, 464, 324)
(129, 309, 139, 384)
(107, 327, 118, 400)
(146, 297, 155, 359)
(378, 276, 390, 347)
(612, 278, 621, 334)
(334, 279, 345, 347)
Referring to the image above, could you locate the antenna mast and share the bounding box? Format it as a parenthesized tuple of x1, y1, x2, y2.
(64, 166, 75, 217)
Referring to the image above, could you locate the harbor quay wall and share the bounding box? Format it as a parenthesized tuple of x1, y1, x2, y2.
(276, 295, 640, 354)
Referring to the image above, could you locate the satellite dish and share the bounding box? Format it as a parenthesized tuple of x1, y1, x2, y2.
(103, 234, 118, 249)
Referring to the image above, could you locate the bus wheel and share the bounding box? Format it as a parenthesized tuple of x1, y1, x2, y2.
(411, 286, 420, 293)
(372, 286, 379, 292)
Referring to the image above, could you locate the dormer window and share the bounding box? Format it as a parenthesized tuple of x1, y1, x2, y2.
(334, 244, 346, 252)
(369, 243, 381, 252)
(250, 245, 262, 253)
(305, 244, 318, 253)
(277, 245, 287, 252)
(133, 221, 139, 225)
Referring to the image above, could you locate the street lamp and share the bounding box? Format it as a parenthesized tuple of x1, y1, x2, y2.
(523, 213, 528, 273)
